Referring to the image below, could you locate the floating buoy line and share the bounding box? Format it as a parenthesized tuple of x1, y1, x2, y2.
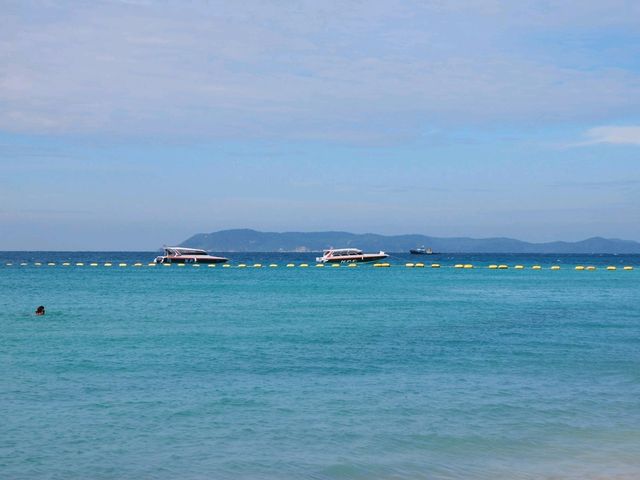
(1, 262, 635, 271)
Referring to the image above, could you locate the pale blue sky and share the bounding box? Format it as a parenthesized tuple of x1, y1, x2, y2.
(1, 0, 639, 249)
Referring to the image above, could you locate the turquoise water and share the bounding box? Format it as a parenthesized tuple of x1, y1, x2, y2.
(2, 254, 640, 479)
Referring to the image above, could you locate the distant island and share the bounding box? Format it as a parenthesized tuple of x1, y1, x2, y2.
(181, 229, 640, 254)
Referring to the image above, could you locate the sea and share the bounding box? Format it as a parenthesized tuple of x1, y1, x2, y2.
(1, 252, 639, 479)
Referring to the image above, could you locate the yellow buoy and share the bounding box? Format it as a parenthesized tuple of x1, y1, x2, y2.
(454, 264, 464, 269)
(192, 264, 200, 267)
(119, 263, 127, 267)
(20, 262, 28, 266)
(575, 266, 585, 270)
(208, 264, 216, 268)
(316, 264, 324, 267)
(286, 263, 295, 268)
(163, 263, 171, 267)
(488, 265, 498, 269)
(90, 263, 98, 267)
(374, 263, 390, 267)
(177, 263, 185, 267)
(405, 263, 415, 268)
(269, 264, 278, 268)
(463, 264, 473, 269)
(62, 262, 70, 266)
(586, 266, 596, 271)
(551, 265, 560, 270)
(222, 264, 230, 268)
(623, 266, 633, 270)
(253, 264, 262, 268)
(238, 264, 247, 268)
(348, 263, 357, 267)
(498, 265, 508, 269)
(606, 266, 616, 271)
(415, 263, 425, 267)
(148, 263, 156, 267)
(134, 263, 143, 267)
(331, 263, 340, 267)
(532, 265, 541, 270)
(299, 263, 309, 268)
(6, 263, 13, 266)
(514, 265, 524, 269)
(104, 263, 112, 267)
(35, 262, 42, 266)
(47, 262, 56, 266)
(75, 262, 84, 266)
(429, 263, 438, 268)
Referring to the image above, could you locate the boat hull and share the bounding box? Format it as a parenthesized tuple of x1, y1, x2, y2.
(155, 256, 228, 264)
(321, 254, 389, 264)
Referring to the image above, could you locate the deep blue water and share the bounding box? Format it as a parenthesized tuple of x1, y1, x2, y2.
(1, 253, 639, 479)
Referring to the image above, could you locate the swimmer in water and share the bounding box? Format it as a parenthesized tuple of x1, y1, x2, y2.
(35, 305, 45, 316)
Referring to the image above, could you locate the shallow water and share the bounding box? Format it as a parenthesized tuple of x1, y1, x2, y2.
(1, 253, 639, 479)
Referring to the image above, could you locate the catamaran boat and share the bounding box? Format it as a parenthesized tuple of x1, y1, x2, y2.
(154, 247, 228, 264)
(315, 248, 388, 264)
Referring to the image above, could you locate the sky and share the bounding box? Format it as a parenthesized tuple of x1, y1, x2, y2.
(1, 0, 639, 250)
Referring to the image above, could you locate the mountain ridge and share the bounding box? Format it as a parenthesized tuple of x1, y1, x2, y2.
(181, 229, 640, 254)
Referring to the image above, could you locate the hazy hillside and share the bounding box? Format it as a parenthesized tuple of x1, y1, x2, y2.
(181, 229, 640, 253)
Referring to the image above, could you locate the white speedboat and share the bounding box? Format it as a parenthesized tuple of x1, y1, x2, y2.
(154, 247, 228, 264)
(315, 248, 388, 264)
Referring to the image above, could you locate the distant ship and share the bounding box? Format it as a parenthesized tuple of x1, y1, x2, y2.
(409, 246, 434, 255)
(154, 247, 228, 264)
(316, 248, 388, 264)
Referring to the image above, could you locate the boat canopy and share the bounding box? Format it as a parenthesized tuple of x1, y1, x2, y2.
(324, 248, 363, 256)
(164, 247, 209, 256)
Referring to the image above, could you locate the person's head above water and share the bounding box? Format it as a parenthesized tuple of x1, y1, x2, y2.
(35, 306, 45, 316)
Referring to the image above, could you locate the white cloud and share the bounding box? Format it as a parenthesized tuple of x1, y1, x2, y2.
(581, 126, 640, 146)
(1, 1, 640, 142)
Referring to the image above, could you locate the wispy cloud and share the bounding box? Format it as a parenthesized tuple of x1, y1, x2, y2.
(2, 1, 640, 144)
(578, 126, 640, 146)
(548, 179, 640, 188)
